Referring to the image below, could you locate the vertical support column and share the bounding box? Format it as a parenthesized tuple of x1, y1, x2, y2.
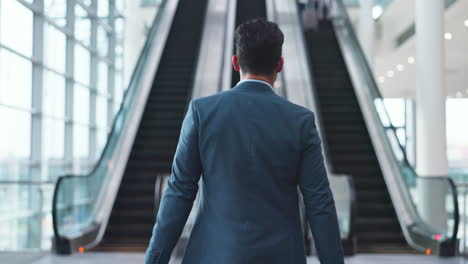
(415, 0, 447, 231)
(30, 0, 45, 249)
(358, 0, 374, 66)
(65, 0, 76, 172)
(89, 0, 98, 162)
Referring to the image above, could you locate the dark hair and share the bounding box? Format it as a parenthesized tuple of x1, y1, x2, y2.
(234, 18, 284, 75)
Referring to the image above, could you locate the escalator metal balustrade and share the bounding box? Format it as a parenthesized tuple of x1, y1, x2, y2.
(52, 0, 209, 253)
(300, 0, 459, 255)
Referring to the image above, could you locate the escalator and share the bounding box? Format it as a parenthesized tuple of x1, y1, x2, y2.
(53, 0, 208, 253)
(303, 21, 408, 253)
(231, 0, 267, 87)
(97, 0, 208, 251)
(300, 0, 459, 255)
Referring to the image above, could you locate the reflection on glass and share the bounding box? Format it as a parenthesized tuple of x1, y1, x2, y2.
(446, 99, 468, 168)
(96, 130, 107, 157)
(141, 0, 162, 7)
(115, 55, 123, 71)
(74, 44, 91, 86)
(383, 99, 405, 127)
(374, 99, 391, 127)
(44, 23, 66, 73)
(115, 44, 123, 57)
(96, 95, 108, 128)
(0, 106, 31, 159)
(114, 71, 124, 114)
(44, 0, 67, 26)
(73, 124, 89, 158)
(0, 0, 33, 57)
(0, 49, 32, 108)
(97, 61, 108, 95)
(98, 0, 109, 20)
(44, 118, 65, 159)
(73, 84, 90, 124)
(81, 0, 93, 6)
(0, 184, 54, 250)
(43, 70, 66, 117)
(97, 26, 109, 57)
(116, 0, 125, 12)
(396, 128, 406, 146)
(115, 18, 125, 38)
(75, 5, 91, 46)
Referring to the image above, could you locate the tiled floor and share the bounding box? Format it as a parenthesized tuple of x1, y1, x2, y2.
(2, 252, 467, 264)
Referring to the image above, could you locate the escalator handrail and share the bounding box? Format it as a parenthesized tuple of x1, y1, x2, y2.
(52, 0, 171, 244)
(294, 2, 357, 249)
(333, 0, 459, 252)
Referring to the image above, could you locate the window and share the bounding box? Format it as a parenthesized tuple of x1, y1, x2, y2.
(43, 70, 66, 118)
(44, 0, 67, 27)
(44, 24, 66, 73)
(73, 124, 89, 158)
(96, 130, 108, 156)
(0, 49, 32, 109)
(0, 0, 126, 251)
(96, 95, 108, 129)
(98, 0, 109, 20)
(116, 0, 125, 12)
(97, 26, 109, 57)
(0, 106, 31, 159)
(43, 118, 65, 159)
(97, 61, 108, 95)
(75, 5, 91, 46)
(74, 84, 90, 124)
(0, 1, 33, 57)
(74, 44, 91, 86)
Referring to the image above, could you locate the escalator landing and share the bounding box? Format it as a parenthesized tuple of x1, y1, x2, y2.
(18, 253, 462, 264)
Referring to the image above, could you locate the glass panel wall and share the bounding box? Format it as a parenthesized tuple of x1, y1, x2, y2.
(345, 0, 467, 254)
(0, 0, 126, 251)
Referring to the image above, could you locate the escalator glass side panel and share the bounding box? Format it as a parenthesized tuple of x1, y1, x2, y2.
(230, 0, 267, 87)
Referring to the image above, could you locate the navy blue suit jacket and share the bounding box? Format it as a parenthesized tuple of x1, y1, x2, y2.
(145, 81, 344, 264)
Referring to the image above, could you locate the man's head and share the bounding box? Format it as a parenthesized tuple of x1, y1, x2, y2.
(233, 18, 284, 82)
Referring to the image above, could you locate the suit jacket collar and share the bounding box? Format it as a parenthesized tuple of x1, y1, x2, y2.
(234, 80, 276, 94)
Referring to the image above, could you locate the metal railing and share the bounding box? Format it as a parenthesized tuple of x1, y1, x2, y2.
(51, 0, 177, 254)
(333, 0, 459, 255)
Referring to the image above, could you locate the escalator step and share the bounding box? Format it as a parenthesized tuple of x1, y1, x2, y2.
(100, 0, 208, 251)
(303, 20, 408, 253)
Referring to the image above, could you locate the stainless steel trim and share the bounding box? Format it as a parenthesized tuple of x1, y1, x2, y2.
(274, 0, 355, 245)
(192, 0, 235, 99)
(272, 0, 335, 171)
(332, 15, 425, 252)
(87, 0, 181, 248)
(220, 0, 237, 91)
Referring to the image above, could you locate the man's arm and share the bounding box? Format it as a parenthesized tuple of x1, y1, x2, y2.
(145, 102, 202, 264)
(298, 112, 344, 264)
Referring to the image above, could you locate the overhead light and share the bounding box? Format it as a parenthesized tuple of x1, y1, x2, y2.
(408, 57, 415, 64)
(396, 64, 405, 71)
(444, 32, 452, 40)
(464, 20, 468, 27)
(378, 76, 385, 83)
(372, 6, 383, 20)
(387, 71, 394, 78)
